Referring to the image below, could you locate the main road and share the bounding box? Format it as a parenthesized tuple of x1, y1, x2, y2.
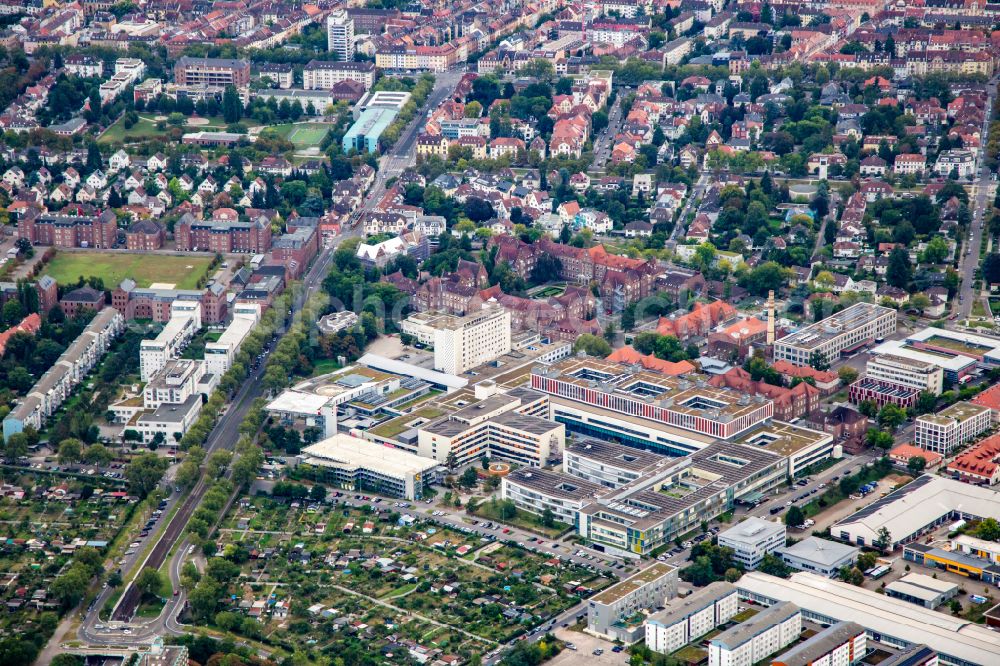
(72, 68, 460, 648)
(957, 76, 998, 320)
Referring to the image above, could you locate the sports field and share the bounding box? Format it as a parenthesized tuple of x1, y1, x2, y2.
(273, 123, 331, 148)
(44, 251, 214, 290)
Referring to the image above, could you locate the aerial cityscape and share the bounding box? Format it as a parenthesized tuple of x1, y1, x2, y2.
(4, 0, 1000, 665)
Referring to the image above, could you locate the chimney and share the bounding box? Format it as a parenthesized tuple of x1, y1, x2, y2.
(766, 290, 776, 345)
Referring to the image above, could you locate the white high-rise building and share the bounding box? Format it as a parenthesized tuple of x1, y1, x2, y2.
(431, 303, 511, 375)
(327, 10, 355, 62)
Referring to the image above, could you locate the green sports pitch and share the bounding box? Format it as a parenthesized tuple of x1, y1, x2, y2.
(283, 123, 331, 147)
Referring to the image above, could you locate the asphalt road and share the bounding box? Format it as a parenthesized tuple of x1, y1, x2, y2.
(957, 76, 999, 320)
(670, 171, 710, 241)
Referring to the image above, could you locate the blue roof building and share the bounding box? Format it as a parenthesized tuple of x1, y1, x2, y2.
(343, 107, 399, 154)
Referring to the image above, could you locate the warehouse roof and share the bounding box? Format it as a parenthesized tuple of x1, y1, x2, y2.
(737, 572, 1000, 666)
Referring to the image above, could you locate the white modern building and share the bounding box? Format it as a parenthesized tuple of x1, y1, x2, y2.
(646, 582, 739, 655)
(303, 60, 375, 90)
(708, 601, 801, 666)
(773, 303, 896, 367)
(503, 467, 609, 525)
(718, 518, 787, 570)
(775, 537, 859, 578)
(140, 301, 201, 381)
(736, 571, 1000, 666)
(864, 353, 943, 395)
(135, 395, 203, 444)
(429, 304, 511, 375)
(914, 401, 991, 455)
(420, 389, 563, 467)
(267, 366, 403, 439)
(587, 562, 678, 641)
(143, 359, 206, 408)
(204, 303, 260, 377)
(298, 434, 440, 500)
(326, 10, 355, 62)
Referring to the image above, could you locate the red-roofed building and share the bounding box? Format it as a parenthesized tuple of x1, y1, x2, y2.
(706, 317, 769, 361)
(708, 367, 821, 420)
(971, 382, 1000, 423)
(657, 301, 737, 341)
(772, 360, 841, 395)
(946, 434, 1000, 485)
(606, 345, 695, 376)
(0, 313, 41, 356)
(889, 443, 942, 470)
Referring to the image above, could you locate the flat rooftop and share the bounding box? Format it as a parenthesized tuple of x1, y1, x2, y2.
(772, 621, 863, 666)
(736, 571, 1000, 666)
(908, 326, 1000, 355)
(776, 536, 858, 567)
(301, 434, 440, 478)
(711, 601, 799, 649)
(505, 467, 609, 501)
(775, 303, 895, 351)
(589, 561, 676, 606)
(535, 356, 771, 423)
(647, 581, 736, 627)
(734, 420, 832, 458)
(917, 400, 988, 426)
(577, 439, 786, 532)
(565, 439, 664, 473)
(293, 365, 396, 396)
(366, 404, 448, 440)
(872, 339, 976, 373)
(717, 517, 785, 546)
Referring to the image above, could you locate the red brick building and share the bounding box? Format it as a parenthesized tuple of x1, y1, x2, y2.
(271, 219, 319, 279)
(125, 220, 165, 250)
(174, 213, 271, 253)
(18, 209, 117, 248)
(60, 285, 106, 317)
(111, 279, 227, 324)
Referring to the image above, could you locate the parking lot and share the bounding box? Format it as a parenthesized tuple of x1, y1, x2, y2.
(548, 628, 629, 665)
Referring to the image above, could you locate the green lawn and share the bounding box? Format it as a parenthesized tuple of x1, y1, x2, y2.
(269, 122, 332, 148)
(99, 115, 252, 145)
(45, 251, 214, 290)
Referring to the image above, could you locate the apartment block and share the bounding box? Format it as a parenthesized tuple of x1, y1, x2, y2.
(771, 620, 866, 666)
(718, 518, 787, 570)
(17, 210, 118, 248)
(303, 60, 375, 91)
(914, 401, 991, 455)
(174, 213, 271, 254)
(3, 309, 125, 439)
(112, 279, 227, 325)
(139, 301, 201, 381)
(174, 56, 250, 87)
(204, 303, 260, 377)
(773, 303, 896, 367)
(708, 601, 801, 666)
(587, 562, 678, 642)
(646, 582, 739, 655)
(326, 10, 355, 62)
